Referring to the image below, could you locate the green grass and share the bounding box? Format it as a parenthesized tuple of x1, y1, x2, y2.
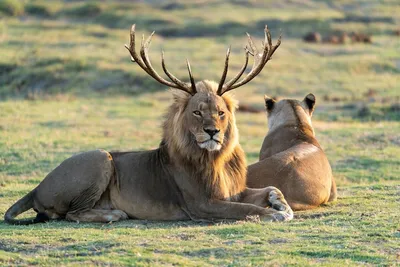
(0, 0, 24, 16)
(0, 0, 399, 266)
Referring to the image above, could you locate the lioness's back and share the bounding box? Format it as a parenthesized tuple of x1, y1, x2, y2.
(247, 94, 337, 210)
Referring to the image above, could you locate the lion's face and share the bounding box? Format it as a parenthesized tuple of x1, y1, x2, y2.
(185, 93, 231, 151)
(163, 81, 239, 156)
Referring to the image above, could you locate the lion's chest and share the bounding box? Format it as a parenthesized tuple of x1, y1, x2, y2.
(209, 169, 244, 200)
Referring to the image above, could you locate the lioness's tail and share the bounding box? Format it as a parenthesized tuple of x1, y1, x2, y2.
(328, 177, 337, 202)
(4, 190, 48, 225)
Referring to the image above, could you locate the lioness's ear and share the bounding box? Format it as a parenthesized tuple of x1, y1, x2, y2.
(303, 93, 316, 115)
(264, 95, 276, 112)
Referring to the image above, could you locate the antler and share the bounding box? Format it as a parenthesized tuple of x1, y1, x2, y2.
(125, 24, 197, 95)
(217, 25, 281, 96)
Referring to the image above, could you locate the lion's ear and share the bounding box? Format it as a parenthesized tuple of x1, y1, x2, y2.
(171, 89, 191, 106)
(264, 95, 276, 112)
(222, 95, 239, 113)
(302, 93, 316, 115)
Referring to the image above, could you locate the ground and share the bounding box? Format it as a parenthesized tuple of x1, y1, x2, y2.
(0, 0, 399, 266)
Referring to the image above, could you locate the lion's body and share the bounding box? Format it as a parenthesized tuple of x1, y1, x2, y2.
(247, 95, 337, 211)
(5, 81, 293, 224)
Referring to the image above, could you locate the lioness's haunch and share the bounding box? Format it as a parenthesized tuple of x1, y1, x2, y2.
(247, 94, 337, 211)
(5, 25, 293, 225)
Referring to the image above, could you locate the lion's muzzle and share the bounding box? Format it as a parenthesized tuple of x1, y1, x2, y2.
(196, 130, 223, 151)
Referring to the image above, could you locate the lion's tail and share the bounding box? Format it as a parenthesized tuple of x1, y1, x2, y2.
(4, 190, 48, 225)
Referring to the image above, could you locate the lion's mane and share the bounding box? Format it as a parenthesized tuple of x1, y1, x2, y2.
(162, 81, 247, 200)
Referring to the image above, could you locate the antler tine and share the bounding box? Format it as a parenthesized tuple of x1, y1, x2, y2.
(267, 31, 281, 60)
(124, 24, 151, 73)
(222, 47, 250, 91)
(161, 50, 193, 94)
(246, 32, 258, 57)
(186, 59, 197, 94)
(217, 47, 231, 95)
(220, 25, 281, 95)
(126, 24, 196, 94)
(245, 45, 254, 56)
(139, 31, 184, 89)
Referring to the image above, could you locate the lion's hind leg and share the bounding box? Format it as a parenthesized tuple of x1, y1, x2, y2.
(66, 209, 128, 223)
(34, 149, 118, 222)
(64, 177, 128, 223)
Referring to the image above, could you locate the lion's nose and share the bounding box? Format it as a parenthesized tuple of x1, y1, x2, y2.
(204, 128, 220, 137)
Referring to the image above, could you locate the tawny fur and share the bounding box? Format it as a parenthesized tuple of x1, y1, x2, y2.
(5, 81, 293, 225)
(247, 94, 337, 211)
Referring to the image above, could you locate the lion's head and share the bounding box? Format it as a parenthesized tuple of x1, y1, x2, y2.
(163, 81, 239, 159)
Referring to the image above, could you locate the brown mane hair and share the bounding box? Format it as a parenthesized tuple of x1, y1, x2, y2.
(162, 81, 246, 200)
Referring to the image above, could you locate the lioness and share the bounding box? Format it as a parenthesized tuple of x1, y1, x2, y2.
(5, 25, 293, 224)
(247, 94, 337, 210)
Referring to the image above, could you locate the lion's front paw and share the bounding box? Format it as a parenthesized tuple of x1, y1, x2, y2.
(271, 210, 293, 221)
(268, 190, 286, 211)
(259, 209, 293, 222)
(267, 187, 287, 210)
(266, 187, 293, 221)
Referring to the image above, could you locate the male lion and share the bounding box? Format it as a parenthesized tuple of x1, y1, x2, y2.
(247, 94, 337, 210)
(5, 25, 293, 224)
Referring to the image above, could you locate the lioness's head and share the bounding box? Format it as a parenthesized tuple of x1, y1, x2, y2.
(164, 81, 239, 154)
(264, 93, 316, 133)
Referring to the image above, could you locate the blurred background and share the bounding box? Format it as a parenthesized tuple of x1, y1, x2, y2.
(0, 0, 399, 185)
(0, 2, 399, 265)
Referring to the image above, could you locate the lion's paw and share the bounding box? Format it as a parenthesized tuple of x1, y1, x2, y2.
(267, 188, 288, 209)
(259, 209, 293, 222)
(268, 190, 286, 211)
(272, 210, 293, 222)
(266, 187, 293, 221)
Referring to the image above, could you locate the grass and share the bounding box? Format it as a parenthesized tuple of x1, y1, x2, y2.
(0, 0, 399, 266)
(0, 0, 24, 16)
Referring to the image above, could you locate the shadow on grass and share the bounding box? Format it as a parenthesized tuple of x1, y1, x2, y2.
(0, 57, 164, 99)
(316, 103, 400, 122)
(21, 2, 334, 39)
(0, 239, 49, 254)
(0, 219, 214, 230)
(332, 15, 394, 24)
(59, 241, 121, 257)
(152, 18, 332, 39)
(94, 12, 174, 32)
(0, 238, 121, 257)
(292, 250, 387, 265)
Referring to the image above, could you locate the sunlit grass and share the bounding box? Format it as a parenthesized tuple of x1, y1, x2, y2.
(0, 0, 399, 265)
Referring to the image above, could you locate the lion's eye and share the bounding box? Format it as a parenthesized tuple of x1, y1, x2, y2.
(218, 111, 225, 116)
(193, 111, 201, 116)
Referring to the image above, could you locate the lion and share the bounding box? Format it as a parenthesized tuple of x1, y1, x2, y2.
(4, 25, 293, 224)
(247, 94, 337, 210)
